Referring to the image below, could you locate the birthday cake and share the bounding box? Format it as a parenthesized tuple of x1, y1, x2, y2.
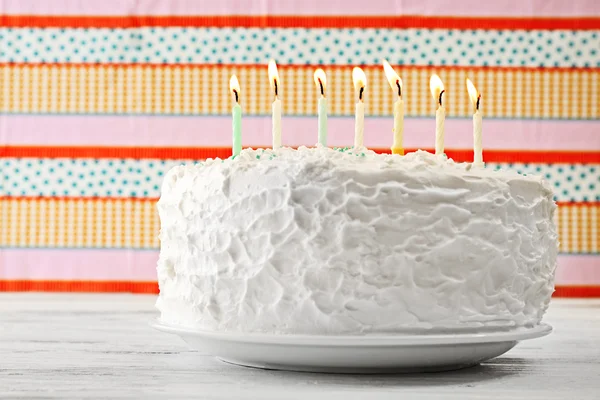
(155, 146, 557, 335)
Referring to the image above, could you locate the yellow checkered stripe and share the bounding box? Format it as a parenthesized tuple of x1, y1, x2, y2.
(0, 198, 598, 253)
(0, 198, 159, 249)
(556, 203, 600, 254)
(0, 64, 598, 119)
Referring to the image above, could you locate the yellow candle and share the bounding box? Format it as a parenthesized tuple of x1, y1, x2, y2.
(429, 74, 446, 156)
(352, 67, 367, 149)
(382, 60, 404, 155)
(466, 78, 484, 167)
(268, 59, 282, 150)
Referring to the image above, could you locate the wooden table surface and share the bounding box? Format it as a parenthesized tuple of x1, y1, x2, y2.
(1, 294, 599, 399)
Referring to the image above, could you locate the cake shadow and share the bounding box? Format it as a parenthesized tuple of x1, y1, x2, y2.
(219, 357, 528, 387)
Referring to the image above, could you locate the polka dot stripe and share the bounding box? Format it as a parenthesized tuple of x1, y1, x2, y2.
(2, 158, 598, 202)
(0, 27, 598, 67)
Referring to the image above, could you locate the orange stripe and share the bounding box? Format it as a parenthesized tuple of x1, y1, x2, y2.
(1, 146, 599, 164)
(0, 280, 598, 297)
(1, 15, 599, 30)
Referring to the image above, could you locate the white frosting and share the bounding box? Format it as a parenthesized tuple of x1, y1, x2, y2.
(156, 147, 557, 335)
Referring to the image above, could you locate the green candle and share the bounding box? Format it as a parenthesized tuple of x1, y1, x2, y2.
(314, 68, 328, 146)
(230, 75, 242, 156)
(232, 103, 242, 156)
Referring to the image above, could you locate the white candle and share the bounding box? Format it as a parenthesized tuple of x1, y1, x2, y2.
(268, 59, 282, 149)
(382, 60, 404, 155)
(352, 67, 367, 149)
(313, 68, 328, 146)
(430, 74, 446, 156)
(466, 78, 483, 166)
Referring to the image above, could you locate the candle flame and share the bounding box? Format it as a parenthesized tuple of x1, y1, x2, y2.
(313, 68, 326, 97)
(466, 78, 481, 110)
(352, 67, 367, 101)
(268, 59, 280, 97)
(429, 74, 445, 107)
(229, 75, 240, 103)
(382, 59, 402, 98)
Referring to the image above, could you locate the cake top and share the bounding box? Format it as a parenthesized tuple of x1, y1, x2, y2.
(170, 146, 553, 194)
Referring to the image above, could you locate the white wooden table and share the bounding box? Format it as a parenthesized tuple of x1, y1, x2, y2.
(1, 294, 599, 399)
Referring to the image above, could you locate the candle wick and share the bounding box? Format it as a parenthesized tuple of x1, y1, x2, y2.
(233, 89, 239, 103)
(396, 80, 401, 98)
(318, 79, 324, 96)
(476, 94, 480, 111)
(274, 79, 278, 97)
(359, 86, 364, 101)
(438, 90, 445, 107)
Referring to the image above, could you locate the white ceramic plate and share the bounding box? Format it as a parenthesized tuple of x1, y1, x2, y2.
(152, 320, 552, 374)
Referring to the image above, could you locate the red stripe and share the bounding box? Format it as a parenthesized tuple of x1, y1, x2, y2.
(0, 280, 159, 294)
(0, 196, 159, 202)
(1, 15, 599, 30)
(1, 146, 599, 164)
(553, 286, 600, 298)
(0, 280, 598, 297)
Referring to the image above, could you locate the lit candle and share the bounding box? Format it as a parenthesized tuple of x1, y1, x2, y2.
(268, 59, 282, 150)
(466, 78, 483, 167)
(314, 68, 328, 147)
(352, 67, 367, 149)
(429, 74, 446, 156)
(382, 59, 404, 155)
(229, 75, 242, 157)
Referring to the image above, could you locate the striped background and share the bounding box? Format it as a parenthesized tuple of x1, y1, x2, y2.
(1, 0, 599, 296)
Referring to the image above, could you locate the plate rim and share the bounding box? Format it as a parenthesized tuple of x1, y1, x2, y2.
(151, 319, 552, 346)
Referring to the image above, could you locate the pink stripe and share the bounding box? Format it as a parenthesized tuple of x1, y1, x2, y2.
(0, 249, 158, 281)
(1, 0, 598, 17)
(555, 255, 600, 285)
(1, 115, 598, 151)
(0, 250, 597, 284)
